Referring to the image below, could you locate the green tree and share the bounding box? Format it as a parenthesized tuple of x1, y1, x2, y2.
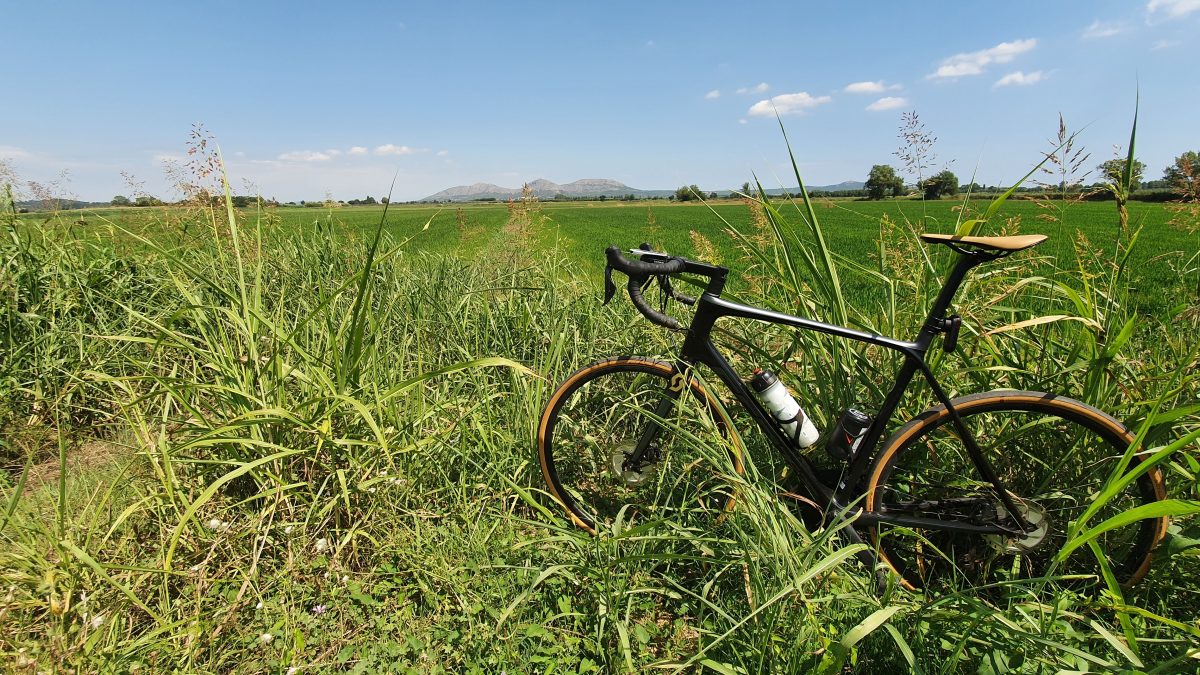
(864, 164, 904, 199)
(674, 185, 704, 202)
(1164, 151, 1200, 199)
(111, 195, 131, 206)
(920, 170, 959, 200)
(1098, 158, 1146, 190)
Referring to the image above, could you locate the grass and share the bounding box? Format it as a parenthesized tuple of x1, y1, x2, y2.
(2, 145, 1198, 671)
(37, 197, 1191, 313)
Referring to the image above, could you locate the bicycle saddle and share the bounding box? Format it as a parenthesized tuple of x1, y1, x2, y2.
(920, 233, 1047, 253)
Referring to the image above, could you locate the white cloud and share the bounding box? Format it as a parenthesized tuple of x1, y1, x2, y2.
(736, 82, 769, 95)
(844, 80, 900, 94)
(928, 39, 1037, 79)
(1082, 19, 1125, 38)
(348, 146, 369, 156)
(1148, 0, 1200, 17)
(866, 96, 908, 111)
(738, 119, 747, 125)
(278, 150, 335, 162)
(994, 70, 1045, 87)
(747, 92, 832, 117)
(646, 40, 655, 47)
(1152, 39, 1180, 49)
(0, 146, 33, 160)
(374, 144, 415, 156)
(705, 89, 721, 100)
(436, 150, 449, 157)
(154, 153, 185, 162)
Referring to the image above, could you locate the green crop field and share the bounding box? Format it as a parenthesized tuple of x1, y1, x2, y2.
(47, 197, 1195, 312)
(3, 188, 1199, 672)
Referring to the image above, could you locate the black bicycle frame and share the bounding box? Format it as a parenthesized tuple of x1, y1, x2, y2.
(627, 249, 1033, 541)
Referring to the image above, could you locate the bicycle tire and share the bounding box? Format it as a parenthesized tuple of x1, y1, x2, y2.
(865, 391, 1168, 590)
(537, 357, 743, 534)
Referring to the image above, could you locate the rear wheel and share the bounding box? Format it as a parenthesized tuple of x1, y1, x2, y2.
(865, 392, 1167, 589)
(537, 358, 742, 534)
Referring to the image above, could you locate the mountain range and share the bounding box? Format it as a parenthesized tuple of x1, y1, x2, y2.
(419, 178, 865, 202)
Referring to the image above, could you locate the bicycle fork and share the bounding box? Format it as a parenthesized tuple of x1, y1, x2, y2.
(621, 386, 683, 473)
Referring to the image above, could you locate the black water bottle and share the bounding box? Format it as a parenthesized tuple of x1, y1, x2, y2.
(826, 409, 872, 461)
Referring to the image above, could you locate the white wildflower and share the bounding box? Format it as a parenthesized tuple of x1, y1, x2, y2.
(315, 538, 329, 553)
(260, 632, 274, 644)
(90, 613, 105, 629)
(284, 525, 294, 535)
(255, 601, 264, 610)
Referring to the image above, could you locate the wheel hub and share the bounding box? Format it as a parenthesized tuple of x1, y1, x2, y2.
(610, 442, 657, 486)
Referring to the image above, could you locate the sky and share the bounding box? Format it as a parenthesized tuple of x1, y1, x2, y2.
(3, 0, 1198, 203)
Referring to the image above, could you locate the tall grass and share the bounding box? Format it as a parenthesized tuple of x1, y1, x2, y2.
(1, 122, 1197, 671)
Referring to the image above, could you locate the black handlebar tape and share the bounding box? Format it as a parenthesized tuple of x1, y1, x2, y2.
(605, 245, 686, 276)
(627, 277, 682, 330)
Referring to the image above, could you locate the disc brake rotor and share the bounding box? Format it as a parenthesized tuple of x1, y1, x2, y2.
(609, 442, 657, 486)
(985, 495, 1051, 554)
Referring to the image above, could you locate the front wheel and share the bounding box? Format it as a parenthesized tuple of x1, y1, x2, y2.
(865, 391, 1168, 590)
(537, 357, 743, 534)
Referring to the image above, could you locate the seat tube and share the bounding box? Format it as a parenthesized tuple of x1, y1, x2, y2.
(918, 254, 980, 349)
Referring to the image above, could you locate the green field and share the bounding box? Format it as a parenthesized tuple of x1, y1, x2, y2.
(49, 197, 1197, 312)
(3, 193, 1199, 671)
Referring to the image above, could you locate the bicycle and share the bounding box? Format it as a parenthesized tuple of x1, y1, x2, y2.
(536, 234, 1169, 589)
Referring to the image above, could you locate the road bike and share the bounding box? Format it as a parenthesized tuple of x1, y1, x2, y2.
(536, 234, 1169, 589)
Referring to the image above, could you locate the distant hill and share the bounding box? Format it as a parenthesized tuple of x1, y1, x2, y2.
(420, 178, 865, 202)
(421, 178, 668, 202)
(757, 181, 865, 196)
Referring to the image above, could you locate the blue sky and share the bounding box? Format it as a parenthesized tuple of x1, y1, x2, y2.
(3, 1, 1198, 202)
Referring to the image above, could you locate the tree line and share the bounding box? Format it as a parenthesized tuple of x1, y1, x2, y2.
(860, 151, 1199, 201)
(105, 151, 1197, 209)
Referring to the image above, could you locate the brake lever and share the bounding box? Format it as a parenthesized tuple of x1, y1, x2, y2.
(603, 265, 616, 304)
(659, 275, 696, 306)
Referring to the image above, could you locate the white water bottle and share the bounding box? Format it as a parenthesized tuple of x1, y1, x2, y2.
(748, 368, 820, 448)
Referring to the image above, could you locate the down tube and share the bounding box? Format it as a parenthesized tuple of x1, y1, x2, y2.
(692, 341, 836, 507)
(691, 341, 887, 585)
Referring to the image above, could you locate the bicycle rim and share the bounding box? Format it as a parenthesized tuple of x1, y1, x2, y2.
(537, 358, 742, 534)
(866, 392, 1166, 590)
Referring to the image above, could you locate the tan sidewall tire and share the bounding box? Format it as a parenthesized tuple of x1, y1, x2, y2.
(864, 391, 1168, 590)
(537, 357, 744, 534)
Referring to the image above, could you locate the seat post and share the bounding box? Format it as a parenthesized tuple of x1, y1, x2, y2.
(916, 252, 986, 350)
